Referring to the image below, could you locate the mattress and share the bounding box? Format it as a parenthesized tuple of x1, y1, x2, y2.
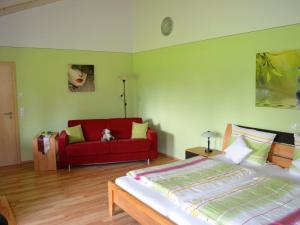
(116, 175, 207, 225)
(115, 155, 300, 225)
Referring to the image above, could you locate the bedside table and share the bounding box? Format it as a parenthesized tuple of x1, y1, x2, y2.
(185, 146, 222, 159)
(32, 132, 58, 171)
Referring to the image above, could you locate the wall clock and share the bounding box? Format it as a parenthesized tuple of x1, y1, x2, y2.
(161, 17, 173, 36)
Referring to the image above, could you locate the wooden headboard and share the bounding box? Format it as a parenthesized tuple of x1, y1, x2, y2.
(222, 124, 294, 168)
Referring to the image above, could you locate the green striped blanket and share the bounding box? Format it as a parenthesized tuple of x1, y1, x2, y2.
(127, 156, 300, 225)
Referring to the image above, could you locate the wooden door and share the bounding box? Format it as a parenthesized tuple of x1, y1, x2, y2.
(0, 62, 20, 166)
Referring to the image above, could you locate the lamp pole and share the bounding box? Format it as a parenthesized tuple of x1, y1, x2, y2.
(201, 131, 216, 153)
(122, 79, 127, 118)
(207, 137, 211, 152)
(119, 75, 129, 118)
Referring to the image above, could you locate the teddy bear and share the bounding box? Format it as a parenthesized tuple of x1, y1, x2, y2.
(101, 128, 115, 142)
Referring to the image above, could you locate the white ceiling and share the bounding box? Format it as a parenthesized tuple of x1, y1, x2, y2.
(0, 0, 133, 52)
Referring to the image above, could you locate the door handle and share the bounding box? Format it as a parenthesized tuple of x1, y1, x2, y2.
(3, 112, 13, 116)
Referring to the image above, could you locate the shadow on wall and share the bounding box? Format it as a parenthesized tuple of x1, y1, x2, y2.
(211, 132, 223, 151)
(145, 119, 175, 157)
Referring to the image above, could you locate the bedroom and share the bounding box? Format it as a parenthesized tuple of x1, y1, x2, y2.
(0, 0, 300, 224)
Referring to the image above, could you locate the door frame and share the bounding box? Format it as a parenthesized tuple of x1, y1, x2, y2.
(0, 61, 21, 165)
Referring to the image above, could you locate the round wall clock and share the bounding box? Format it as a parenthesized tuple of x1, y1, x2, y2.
(161, 17, 173, 36)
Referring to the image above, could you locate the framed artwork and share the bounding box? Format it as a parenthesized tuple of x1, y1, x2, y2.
(68, 64, 95, 92)
(256, 49, 300, 109)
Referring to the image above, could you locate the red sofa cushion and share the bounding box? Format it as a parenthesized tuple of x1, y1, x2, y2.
(68, 119, 107, 141)
(110, 139, 150, 154)
(66, 141, 109, 157)
(107, 118, 142, 139)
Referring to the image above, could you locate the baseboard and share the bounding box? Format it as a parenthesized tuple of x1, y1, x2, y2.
(21, 160, 33, 164)
(0, 160, 33, 169)
(158, 152, 180, 160)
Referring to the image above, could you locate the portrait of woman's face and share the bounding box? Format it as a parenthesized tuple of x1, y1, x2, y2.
(68, 65, 87, 87)
(68, 64, 95, 92)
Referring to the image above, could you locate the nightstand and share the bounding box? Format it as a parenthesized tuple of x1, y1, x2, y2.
(185, 146, 222, 159)
(32, 132, 58, 171)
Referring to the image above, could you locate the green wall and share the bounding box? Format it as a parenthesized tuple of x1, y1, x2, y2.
(2, 23, 300, 162)
(0, 47, 133, 161)
(133, 24, 300, 159)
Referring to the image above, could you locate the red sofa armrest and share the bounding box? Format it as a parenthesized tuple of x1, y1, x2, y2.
(147, 128, 158, 159)
(58, 130, 69, 168)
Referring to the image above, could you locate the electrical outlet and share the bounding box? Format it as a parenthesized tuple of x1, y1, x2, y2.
(20, 107, 25, 119)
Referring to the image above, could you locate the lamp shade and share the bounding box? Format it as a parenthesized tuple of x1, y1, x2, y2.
(201, 131, 217, 138)
(118, 75, 129, 81)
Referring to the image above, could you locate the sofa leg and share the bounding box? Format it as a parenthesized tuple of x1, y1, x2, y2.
(147, 158, 150, 166)
(68, 164, 71, 172)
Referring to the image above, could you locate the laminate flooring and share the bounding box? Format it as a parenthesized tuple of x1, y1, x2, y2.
(0, 156, 175, 225)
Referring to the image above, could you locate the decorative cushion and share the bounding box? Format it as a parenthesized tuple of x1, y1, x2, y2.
(131, 122, 148, 139)
(290, 134, 300, 176)
(225, 135, 252, 164)
(65, 125, 85, 144)
(231, 125, 276, 165)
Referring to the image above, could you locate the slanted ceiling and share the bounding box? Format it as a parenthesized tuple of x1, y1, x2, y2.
(0, 0, 61, 16)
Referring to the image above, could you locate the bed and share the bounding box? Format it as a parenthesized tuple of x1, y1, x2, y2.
(108, 124, 299, 225)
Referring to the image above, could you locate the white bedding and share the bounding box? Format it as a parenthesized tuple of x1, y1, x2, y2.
(214, 154, 300, 184)
(116, 175, 206, 225)
(115, 155, 300, 225)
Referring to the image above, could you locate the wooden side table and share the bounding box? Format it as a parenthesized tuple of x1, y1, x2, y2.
(32, 132, 58, 171)
(185, 146, 222, 159)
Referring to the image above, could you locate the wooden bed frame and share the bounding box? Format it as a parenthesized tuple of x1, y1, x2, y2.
(108, 124, 295, 225)
(0, 196, 17, 225)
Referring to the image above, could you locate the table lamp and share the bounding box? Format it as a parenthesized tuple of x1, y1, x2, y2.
(201, 131, 217, 153)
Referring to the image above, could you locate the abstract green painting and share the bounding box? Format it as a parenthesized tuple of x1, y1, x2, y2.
(256, 49, 300, 109)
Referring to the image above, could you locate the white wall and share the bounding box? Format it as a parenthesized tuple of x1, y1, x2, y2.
(0, 0, 133, 52)
(133, 0, 300, 52)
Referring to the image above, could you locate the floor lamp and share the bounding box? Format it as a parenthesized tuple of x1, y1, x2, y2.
(119, 76, 129, 118)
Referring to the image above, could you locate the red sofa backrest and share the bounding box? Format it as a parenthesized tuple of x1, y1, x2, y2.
(107, 118, 142, 139)
(68, 119, 107, 141)
(68, 117, 143, 141)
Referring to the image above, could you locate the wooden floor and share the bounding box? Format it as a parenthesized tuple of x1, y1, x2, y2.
(0, 156, 175, 225)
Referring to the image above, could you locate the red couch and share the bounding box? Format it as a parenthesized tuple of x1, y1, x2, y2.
(58, 118, 158, 168)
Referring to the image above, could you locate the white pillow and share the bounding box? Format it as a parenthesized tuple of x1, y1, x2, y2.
(231, 125, 276, 165)
(225, 135, 252, 164)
